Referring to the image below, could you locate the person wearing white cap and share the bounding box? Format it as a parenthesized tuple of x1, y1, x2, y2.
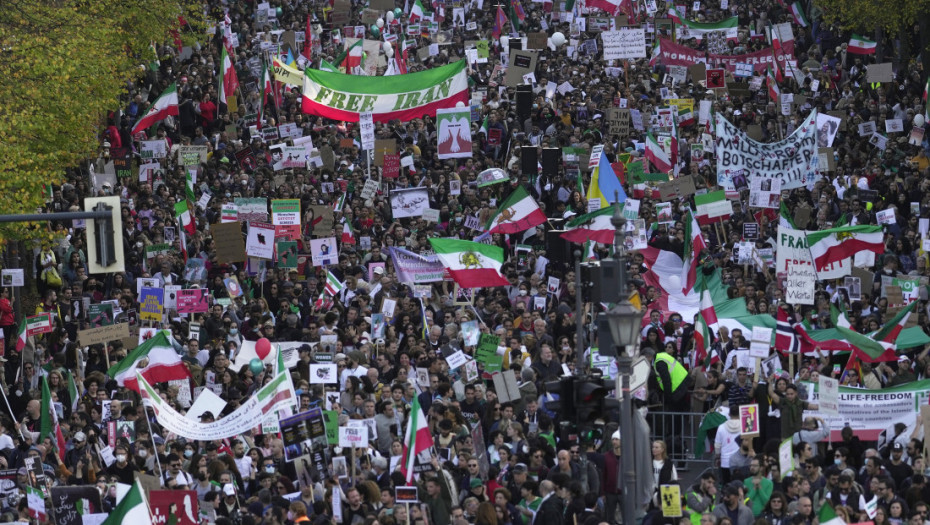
(215, 483, 242, 519)
(602, 429, 623, 523)
(889, 355, 916, 386)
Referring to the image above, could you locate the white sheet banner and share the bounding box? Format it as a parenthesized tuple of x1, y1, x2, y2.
(138, 370, 296, 440)
(716, 110, 820, 190)
(804, 379, 930, 440)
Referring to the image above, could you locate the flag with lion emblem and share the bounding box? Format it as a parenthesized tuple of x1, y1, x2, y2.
(428, 238, 509, 288)
(436, 107, 473, 159)
(486, 186, 546, 234)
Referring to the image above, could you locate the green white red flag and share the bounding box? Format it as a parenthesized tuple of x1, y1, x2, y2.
(847, 35, 876, 55)
(400, 394, 433, 483)
(561, 205, 618, 244)
(806, 225, 884, 269)
(175, 201, 195, 235)
(40, 376, 66, 461)
(645, 132, 672, 173)
(680, 210, 706, 294)
(486, 186, 546, 234)
(428, 238, 508, 288)
(106, 331, 192, 392)
(218, 45, 239, 106)
(131, 83, 178, 135)
(302, 60, 469, 123)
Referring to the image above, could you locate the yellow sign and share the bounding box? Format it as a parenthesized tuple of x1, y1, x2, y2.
(665, 98, 695, 114)
(660, 485, 682, 517)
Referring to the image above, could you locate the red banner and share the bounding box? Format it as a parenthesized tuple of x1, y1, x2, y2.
(149, 490, 199, 525)
(657, 38, 796, 75)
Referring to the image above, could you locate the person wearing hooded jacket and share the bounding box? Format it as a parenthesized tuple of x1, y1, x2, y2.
(714, 404, 744, 484)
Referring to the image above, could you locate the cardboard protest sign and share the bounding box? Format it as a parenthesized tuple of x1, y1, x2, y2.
(212, 222, 246, 264)
(504, 51, 538, 87)
(657, 175, 696, 200)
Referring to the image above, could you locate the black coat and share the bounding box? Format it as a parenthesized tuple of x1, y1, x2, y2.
(536, 494, 565, 525)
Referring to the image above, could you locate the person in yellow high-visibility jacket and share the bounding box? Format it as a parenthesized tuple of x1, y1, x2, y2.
(653, 351, 692, 461)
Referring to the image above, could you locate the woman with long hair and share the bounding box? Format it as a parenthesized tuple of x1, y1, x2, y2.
(476, 501, 499, 525)
(650, 440, 678, 508)
(762, 491, 789, 525)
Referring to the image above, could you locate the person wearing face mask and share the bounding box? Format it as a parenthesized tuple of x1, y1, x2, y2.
(106, 444, 137, 484)
(161, 452, 195, 489)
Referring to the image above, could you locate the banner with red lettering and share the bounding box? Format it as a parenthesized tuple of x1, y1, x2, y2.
(656, 39, 795, 75)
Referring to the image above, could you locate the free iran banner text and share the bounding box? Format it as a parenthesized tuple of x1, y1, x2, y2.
(302, 60, 469, 123)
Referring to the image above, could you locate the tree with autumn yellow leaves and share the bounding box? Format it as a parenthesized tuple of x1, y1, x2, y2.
(815, 0, 930, 70)
(0, 0, 206, 241)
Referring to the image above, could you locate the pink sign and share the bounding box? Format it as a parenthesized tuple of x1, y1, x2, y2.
(176, 288, 209, 314)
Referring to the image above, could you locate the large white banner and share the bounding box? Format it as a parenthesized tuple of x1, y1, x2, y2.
(776, 226, 850, 280)
(137, 370, 296, 440)
(716, 111, 820, 190)
(804, 380, 930, 440)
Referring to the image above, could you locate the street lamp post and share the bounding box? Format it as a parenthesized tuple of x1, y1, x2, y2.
(605, 199, 641, 525)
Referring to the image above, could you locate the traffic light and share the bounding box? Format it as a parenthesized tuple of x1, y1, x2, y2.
(84, 196, 125, 274)
(543, 376, 575, 415)
(575, 377, 610, 425)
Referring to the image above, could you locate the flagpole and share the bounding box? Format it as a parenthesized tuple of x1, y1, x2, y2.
(140, 379, 164, 478)
(0, 381, 24, 440)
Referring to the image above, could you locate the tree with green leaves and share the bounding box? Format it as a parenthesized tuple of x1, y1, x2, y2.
(0, 0, 206, 242)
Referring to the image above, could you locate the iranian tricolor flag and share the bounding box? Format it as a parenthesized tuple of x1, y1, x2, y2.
(175, 201, 195, 235)
(107, 331, 191, 392)
(680, 210, 706, 294)
(667, 5, 683, 23)
(409, 0, 426, 22)
(586, 0, 622, 15)
(341, 39, 364, 71)
(131, 83, 179, 135)
(872, 300, 918, 344)
(15, 318, 27, 352)
(341, 221, 356, 245)
(649, 40, 661, 67)
(848, 34, 876, 55)
(790, 3, 809, 27)
(218, 45, 239, 106)
(400, 394, 434, 483)
(767, 67, 780, 103)
(303, 60, 468, 123)
(698, 279, 717, 326)
(324, 270, 344, 296)
(185, 170, 196, 202)
(258, 59, 273, 129)
(560, 205, 618, 244)
(924, 78, 930, 120)
(645, 133, 672, 173)
(66, 370, 79, 412)
(40, 376, 66, 461)
(486, 186, 546, 234)
(101, 480, 152, 525)
(478, 115, 489, 136)
(806, 225, 884, 269)
(693, 314, 713, 368)
(428, 238, 509, 288)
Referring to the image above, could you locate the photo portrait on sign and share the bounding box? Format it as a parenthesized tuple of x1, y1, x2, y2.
(309, 237, 338, 267)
